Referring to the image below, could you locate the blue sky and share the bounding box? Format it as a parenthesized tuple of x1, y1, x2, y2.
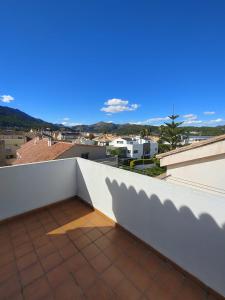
(0, 0, 225, 126)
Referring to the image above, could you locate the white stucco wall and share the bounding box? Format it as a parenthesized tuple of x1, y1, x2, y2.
(166, 154, 225, 194)
(76, 158, 225, 296)
(0, 158, 77, 220)
(1, 157, 225, 296)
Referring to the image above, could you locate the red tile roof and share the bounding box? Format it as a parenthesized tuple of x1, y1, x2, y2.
(12, 138, 73, 165)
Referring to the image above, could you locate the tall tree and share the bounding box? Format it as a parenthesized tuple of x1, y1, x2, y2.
(159, 114, 183, 150)
(140, 127, 151, 139)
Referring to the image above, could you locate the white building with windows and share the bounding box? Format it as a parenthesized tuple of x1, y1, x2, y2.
(109, 137, 158, 159)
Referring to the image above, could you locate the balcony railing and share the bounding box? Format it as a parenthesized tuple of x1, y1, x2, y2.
(0, 157, 225, 297)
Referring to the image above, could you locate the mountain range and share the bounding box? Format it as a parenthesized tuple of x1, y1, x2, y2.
(1, 105, 225, 136)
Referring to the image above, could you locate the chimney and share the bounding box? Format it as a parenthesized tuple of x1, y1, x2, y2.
(48, 137, 52, 147)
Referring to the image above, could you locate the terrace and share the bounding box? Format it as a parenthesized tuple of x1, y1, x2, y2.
(0, 158, 224, 299)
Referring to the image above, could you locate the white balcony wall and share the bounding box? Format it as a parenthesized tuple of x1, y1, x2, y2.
(0, 158, 77, 220)
(76, 157, 225, 297)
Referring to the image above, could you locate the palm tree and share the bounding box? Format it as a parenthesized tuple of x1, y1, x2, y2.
(140, 128, 151, 139)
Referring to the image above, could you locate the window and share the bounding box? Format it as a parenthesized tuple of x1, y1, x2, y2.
(127, 150, 131, 153)
(81, 152, 89, 159)
(117, 141, 124, 144)
(134, 150, 138, 154)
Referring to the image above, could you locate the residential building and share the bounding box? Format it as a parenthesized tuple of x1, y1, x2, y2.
(55, 131, 81, 141)
(0, 131, 27, 158)
(93, 134, 117, 146)
(0, 158, 224, 299)
(0, 140, 5, 166)
(73, 137, 95, 145)
(157, 134, 225, 195)
(109, 136, 158, 159)
(12, 137, 106, 165)
(181, 135, 213, 145)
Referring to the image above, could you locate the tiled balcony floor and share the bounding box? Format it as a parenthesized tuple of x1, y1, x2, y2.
(0, 198, 221, 300)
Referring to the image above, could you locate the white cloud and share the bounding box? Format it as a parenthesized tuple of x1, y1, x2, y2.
(63, 117, 70, 121)
(183, 114, 197, 120)
(104, 98, 128, 106)
(206, 118, 223, 124)
(62, 121, 81, 126)
(204, 111, 215, 115)
(146, 117, 170, 123)
(183, 118, 224, 126)
(183, 120, 203, 125)
(101, 98, 139, 114)
(131, 116, 170, 125)
(0, 95, 14, 103)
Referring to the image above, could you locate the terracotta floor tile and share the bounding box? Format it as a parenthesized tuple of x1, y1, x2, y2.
(115, 253, 136, 274)
(23, 276, 52, 300)
(99, 226, 114, 234)
(174, 280, 206, 300)
(101, 265, 124, 288)
(40, 251, 63, 272)
(0, 275, 21, 300)
(12, 233, 30, 247)
(126, 263, 152, 291)
(36, 242, 56, 259)
(50, 235, 70, 249)
(141, 253, 163, 277)
(59, 242, 78, 260)
(154, 264, 185, 293)
(14, 242, 33, 258)
(145, 280, 176, 300)
(67, 228, 83, 241)
(16, 251, 38, 271)
(29, 226, 45, 240)
(86, 228, 103, 241)
(54, 278, 84, 300)
(73, 235, 92, 250)
(94, 235, 112, 250)
(114, 278, 141, 300)
(0, 250, 15, 268)
(33, 235, 50, 249)
(46, 264, 72, 288)
(44, 222, 58, 232)
(81, 243, 101, 260)
(0, 198, 218, 299)
(0, 242, 13, 255)
(7, 292, 23, 300)
(90, 253, 111, 273)
(103, 244, 123, 262)
(19, 262, 44, 286)
(0, 261, 18, 283)
(64, 253, 88, 273)
(74, 265, 98, 290)
(85, 279, 115, 300)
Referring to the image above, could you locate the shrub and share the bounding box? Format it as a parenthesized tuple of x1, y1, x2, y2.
(130, 158, 154, 168)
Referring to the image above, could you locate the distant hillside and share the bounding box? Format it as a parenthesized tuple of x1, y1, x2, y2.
(72, 122, 160, 135)
(73, 121, 225, 136)
(1, 106, 225, 136)
(0, 106, 59, 129)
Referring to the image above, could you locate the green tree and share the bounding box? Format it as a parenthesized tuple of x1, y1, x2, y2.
(159, 114, 183, 150)
(140, 127, 151, 139)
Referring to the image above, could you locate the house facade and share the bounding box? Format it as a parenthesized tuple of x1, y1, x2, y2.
(109, 137, 158, 159)
(157, 134, 225, 194)
(0, 131, 27, 158)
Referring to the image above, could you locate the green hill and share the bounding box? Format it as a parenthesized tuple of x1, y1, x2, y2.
(0, 106, 58, 129)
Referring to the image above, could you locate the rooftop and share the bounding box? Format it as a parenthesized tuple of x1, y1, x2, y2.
(0, 197, 218, 300)
(0, 157, 224, 299)
(157, 134, 225, 159)
(12, 138, 73, 165)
